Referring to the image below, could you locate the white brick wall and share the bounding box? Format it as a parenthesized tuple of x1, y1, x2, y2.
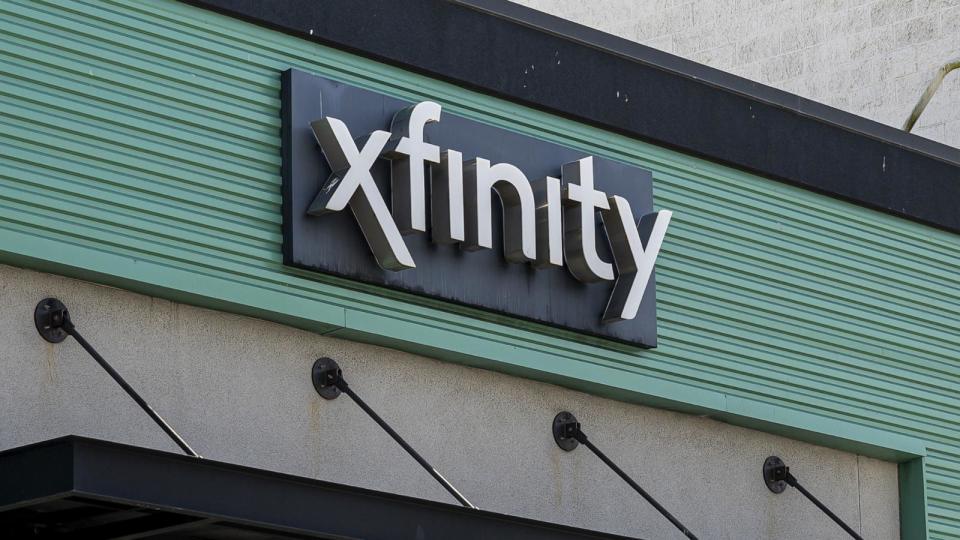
(513, 0, 960, 149)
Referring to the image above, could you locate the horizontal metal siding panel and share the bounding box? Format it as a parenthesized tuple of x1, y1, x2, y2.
(0, 0, 958, 535)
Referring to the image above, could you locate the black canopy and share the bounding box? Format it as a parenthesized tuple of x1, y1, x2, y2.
(0, 436, 636, 539)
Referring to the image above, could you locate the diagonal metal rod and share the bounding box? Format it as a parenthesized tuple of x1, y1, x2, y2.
(902, 58, 960, 132)
(786, 473, 863, 540)
(575, 430, 698, 540)
(333, 376, 476, 509)
(41, 301, 200, 458)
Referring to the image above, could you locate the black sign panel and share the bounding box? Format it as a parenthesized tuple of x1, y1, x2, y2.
(282, 69, 659, 347)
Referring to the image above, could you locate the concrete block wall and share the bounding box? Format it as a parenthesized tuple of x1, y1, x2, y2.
(512, 0, 960, 149)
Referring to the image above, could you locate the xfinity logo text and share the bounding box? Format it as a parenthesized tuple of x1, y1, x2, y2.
(283, 69, 667, 347)
(308, 103, 671, 323)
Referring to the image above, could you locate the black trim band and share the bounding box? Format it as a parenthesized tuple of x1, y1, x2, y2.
(185, 0, 960, 234)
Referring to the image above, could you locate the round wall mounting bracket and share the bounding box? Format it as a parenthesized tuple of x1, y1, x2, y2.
(553, 411, 580, 452)
(763, 455, 788, 494)
(311, 357, 342, 400)
(34, 298, 69, 344)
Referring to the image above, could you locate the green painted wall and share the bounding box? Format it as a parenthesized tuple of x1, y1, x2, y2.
(0, 0, 957, 536)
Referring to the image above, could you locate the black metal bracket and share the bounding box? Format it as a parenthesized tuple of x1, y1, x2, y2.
(311, 356, 342, 400)
(32, 298, 201, 458)
(311, 358, 476, 509)
(35, 297, 70, 344)
(763, 455, 788, 494)
(762, 456, 864, 539)
(552, 411, 699, 540)
(553, 411, 581, 451)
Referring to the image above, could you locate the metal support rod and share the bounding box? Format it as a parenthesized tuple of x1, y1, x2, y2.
(338, 380, 476, 509)
(903, 58, 960, 132)
(579, 434, 698, 539)
(553, 412, 699, 540)
(312, 358, 476, 509)
(763, 456, 863, 540)
(788, 474, 863, 539)
(34, 298, 201, 458)
(65, 324, 202, 458)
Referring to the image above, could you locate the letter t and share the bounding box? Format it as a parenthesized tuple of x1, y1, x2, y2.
(562, 157, 615, 282)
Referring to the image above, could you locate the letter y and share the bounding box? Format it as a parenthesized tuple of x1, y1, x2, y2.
(600, 196, 672, 323)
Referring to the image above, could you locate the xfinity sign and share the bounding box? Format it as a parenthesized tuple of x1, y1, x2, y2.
(282, 70, 671, 347)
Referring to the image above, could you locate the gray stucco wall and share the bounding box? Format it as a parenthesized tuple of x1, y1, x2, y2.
(0, 263, 898, 539)
(512, 0, 960, 150)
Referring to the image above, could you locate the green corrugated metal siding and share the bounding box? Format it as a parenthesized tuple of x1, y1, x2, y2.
(0, 0, 958, 535)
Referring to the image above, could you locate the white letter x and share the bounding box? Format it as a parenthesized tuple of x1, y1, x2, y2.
(308, 116, 416, 270)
